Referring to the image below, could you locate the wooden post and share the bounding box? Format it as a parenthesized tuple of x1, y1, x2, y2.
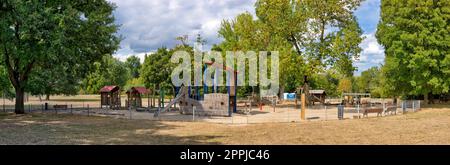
(301, 93, 306, 120)
(87, 104, 90, 116)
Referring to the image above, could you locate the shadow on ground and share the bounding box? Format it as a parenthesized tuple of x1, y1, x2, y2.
(0, 113, 223, 145)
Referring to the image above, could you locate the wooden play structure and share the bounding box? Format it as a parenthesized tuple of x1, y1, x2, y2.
(100, 86, 121, 110)
(309, 90, 326, 105)
(126, 87, 150, 108)
(154, 61, 238, 117)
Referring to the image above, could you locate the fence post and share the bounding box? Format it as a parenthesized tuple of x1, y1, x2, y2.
(357, 104, 360, 119)
(412, 101, 415, 112)
(28, 104, 31, 113)
(337, 105, 344, 120)
(192, 106, 195, 122)
(325, 105, 328, 121)
(129, 106, 132, 120)
(418, 100, 421, 110)
(87, 104, 90, 116)
(70, 104, 73, 115)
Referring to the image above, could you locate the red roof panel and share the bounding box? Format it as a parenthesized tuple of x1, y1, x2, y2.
(133, 87, 149, 94)
(100, 86, 120, 93)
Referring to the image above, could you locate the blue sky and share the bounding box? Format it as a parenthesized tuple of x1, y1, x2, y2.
(108, 0, 383, 75)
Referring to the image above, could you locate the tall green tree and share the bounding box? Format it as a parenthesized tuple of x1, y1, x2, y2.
(376, 0, 450, 103)
(82, 55, 130, 94)
(218, 0, 364, 97)
(140, 47, 173, 89)
(355, 67, 380, 93)
(0, 1, 120, 113)
(125, 55, 141, 78)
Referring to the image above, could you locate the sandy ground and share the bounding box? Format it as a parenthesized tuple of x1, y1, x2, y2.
(1, 105, 449, 145)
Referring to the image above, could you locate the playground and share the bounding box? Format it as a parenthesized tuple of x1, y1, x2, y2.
(0, 93, 422, 124)
(1, 104, 449, 145)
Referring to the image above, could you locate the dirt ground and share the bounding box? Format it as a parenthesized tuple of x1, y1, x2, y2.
(1, 105, 450, 145)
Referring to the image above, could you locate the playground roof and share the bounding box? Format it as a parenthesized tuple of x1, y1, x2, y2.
(127, 87, 149, 94)
(309, 90, 326, 95)
(100, 86, 120, 93)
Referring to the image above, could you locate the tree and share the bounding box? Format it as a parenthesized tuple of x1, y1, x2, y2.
(218, 0, 364, 98)
(26, 64, 80, 100)
(310, 70, 340, 97)
(140, 47, 173, 89)
(338, 77, 353, 93)
(125, 55, 141, 78)
(376, 0, 450, 103)
(355, 67, 380, 93)
(82, 55, 130, 94)
(0, 1, 120, 114)
(0, 65, 14, 98)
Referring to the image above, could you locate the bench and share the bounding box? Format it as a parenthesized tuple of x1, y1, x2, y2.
(53, 105, 68, 110)
(384, 106, 397, 116)
(361, 107, 383, 118)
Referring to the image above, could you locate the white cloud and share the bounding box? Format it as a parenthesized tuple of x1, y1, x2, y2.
(115, 52, 152, 64)
(108, 0, 256, 59)
(355, 33, 385, 74)
(108, 0, 383, 74)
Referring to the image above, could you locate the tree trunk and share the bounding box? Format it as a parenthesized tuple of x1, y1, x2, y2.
(424, 93, 429, 105)
(46, 94, 50, 101)
(15, 88, 25, 114)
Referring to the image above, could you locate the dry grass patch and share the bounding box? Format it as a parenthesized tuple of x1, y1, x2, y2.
(1, 107, 450, 145)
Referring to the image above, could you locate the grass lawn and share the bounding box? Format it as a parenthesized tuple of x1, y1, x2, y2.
(1, 106, 450, 145)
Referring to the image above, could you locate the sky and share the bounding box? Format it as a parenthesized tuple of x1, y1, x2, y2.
(108, 0, 383, 75)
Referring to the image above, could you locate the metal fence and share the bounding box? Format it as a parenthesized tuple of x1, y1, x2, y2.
(0, 96, 423, 124)
(401, 100, 421, 113)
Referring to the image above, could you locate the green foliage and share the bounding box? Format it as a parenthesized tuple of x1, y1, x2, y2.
(0, 0, 119, 113)
(0, 65, 14, 98)
(26, 64, 80, 97)
(140, 47, 173, 89)
(82, 55, 131, 94)
(217, 0, 364, 96)
(338, 77, 353, 93)
(310, 70, 340, 97)
(377, 0, 450, 98)
(124, 78, 145, 91)
(125, 55, 141, 78)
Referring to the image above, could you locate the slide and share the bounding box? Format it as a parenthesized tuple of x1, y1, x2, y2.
(154, 87, 187, 117)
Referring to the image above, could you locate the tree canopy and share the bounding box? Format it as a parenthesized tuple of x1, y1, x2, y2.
(217, 0, 364, 96)
(82, 55, 130, 94)
(125, 55, 141, 79)
(0, 0, 120, 113)
(376, 0, 450, 101)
